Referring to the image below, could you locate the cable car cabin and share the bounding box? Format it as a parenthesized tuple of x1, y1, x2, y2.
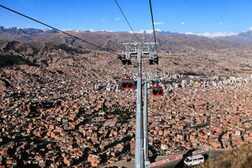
(121, 78, 135, 90)
(149, 55, 159, 65)
(152, 86, 163, 96)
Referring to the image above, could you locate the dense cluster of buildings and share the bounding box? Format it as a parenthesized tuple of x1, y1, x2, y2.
(0, 64, 252, 167)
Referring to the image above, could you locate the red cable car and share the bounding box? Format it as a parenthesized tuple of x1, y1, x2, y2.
(121, 78, 135, 90)
(152, 86, 164, 96)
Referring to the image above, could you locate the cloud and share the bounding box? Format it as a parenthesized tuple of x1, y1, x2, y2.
(62, 29, 115, 33)
(200, 32, 238, 38)
(180, 22, 185, 25)
(219, 21, 223, 25)
(115, 17, 121, 21)
(249, 27, 252, 31)
(101, 19, 107, 22)
(185, 32, 194, 35)
(186, 32, 238, 38)
(129, 29, 161, 34)
(154, 21, 164, 25)
(63, 29, 84, 32)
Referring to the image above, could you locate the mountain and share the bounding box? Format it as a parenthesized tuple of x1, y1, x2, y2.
(0, 26, 44, 41)
(0, 27, 237, 52)
(1, 26, 252, 77)
(216, 29, 252, 45)
(0, 26, 43, 35)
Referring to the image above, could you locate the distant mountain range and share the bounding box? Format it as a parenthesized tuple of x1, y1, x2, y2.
(1, 26, 252, 43)
(1, 26, 252, 76)
(217, 29, 252, 44)
(0, 26, 251, 56)
(1, 26, 249, 52)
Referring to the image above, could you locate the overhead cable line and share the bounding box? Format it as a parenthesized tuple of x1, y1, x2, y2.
(0, 4, 117, 55)
(148, 0, 158, 52)
(114, 0, 140, 42)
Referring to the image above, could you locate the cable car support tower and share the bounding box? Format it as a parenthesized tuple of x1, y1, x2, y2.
(120, 41, 158, 168)
(116, 0, 159, 167)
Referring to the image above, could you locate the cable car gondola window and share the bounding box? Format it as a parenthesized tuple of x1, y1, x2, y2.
(152, 86, 163, 96)
(121, 78, 135, 90)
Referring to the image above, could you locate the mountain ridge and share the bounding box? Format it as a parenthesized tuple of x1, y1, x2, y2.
(0, 26, 240, 52)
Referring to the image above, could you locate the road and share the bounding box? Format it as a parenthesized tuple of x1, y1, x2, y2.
(155, 150, 225, 168)
(102, 150, 225, 168)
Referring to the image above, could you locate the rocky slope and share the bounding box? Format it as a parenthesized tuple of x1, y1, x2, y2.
(197, 144, 252, 168)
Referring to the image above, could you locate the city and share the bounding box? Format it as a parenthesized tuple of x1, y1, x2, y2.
(1, 0, 252, 168)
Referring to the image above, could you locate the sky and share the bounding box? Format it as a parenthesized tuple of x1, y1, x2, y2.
(0, 0, 252, 37)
